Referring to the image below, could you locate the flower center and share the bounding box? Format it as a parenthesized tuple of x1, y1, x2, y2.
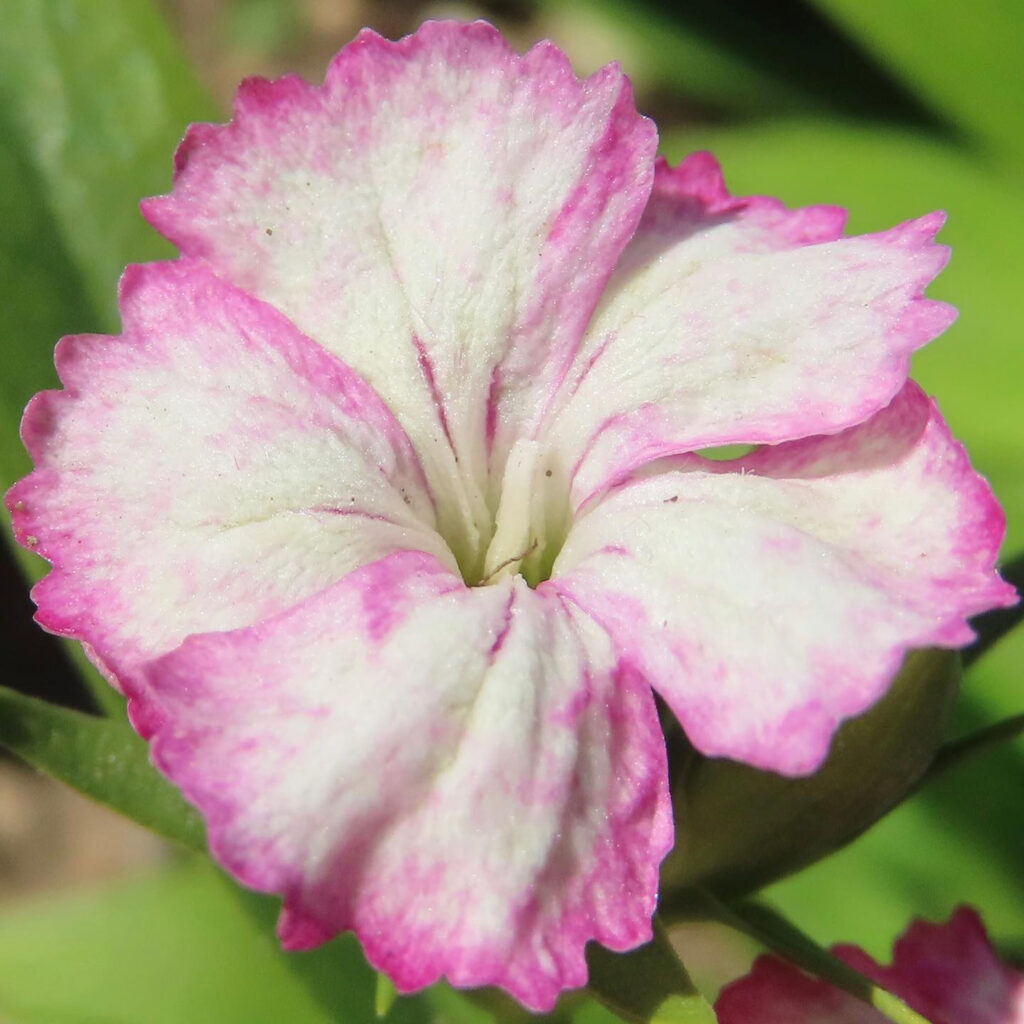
(459, 438, 563, 589)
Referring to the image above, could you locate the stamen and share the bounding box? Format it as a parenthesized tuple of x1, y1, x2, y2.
(480, 439, 541, 584)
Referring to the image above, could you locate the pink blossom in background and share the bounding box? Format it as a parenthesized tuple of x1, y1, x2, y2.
(6, 20, 1015, 1010)
(716, 907, 1024, 1024)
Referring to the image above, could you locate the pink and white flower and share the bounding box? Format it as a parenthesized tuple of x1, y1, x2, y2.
(716, 907, 1024, 1023)
(6, 20, 1014, 1011)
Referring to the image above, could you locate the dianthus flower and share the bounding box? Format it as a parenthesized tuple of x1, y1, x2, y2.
(716, 908, 1024, 1023)
(6, 19, 1015, 1011)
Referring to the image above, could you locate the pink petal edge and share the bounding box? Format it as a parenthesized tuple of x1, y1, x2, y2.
(5, 259, 445, 687)
(552, 382, 1015, 775)
(547, 151, 957, 510)
(142, 19, 657, 551)
(136, 550, 673, 1011)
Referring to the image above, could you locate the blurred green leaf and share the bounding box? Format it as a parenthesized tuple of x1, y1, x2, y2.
(810, 0, 1024, 167)
(543, 0, 815, 116)
(541, 0, 941, 128)
(0, 118, 93, 489)
(224, 0, 304, 56)
(0, 117, 119, 711)
(0, 860, 373, 1024)
(0, 0, 216, 327)
(0, 0, 216, 712)
(926, 712, 1024, 783)
(377, 973, 399, 1019)
(0, 684, 204, 848)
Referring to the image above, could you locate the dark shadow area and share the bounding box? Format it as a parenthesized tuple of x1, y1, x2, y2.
(583, 0, 953, 132)
(0, 536, 95, 713)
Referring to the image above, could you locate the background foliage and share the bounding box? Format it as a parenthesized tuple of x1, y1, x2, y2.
(0, 1, 1020, 1021)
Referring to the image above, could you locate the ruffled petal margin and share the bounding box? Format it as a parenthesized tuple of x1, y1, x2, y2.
(545, 152, 957, 508)
(5, 261, 448, 686)
(142, 20, 657, 556)
(552, 383, 1015, 775)
(138, 550, 672, 1011)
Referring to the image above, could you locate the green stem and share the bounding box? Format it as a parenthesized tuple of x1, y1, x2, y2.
(374, 973, 397, 1019)
(917, 713, 1024, 790)
(0, 683, 204, 849)
(587, 917, 718, 1023)
(680, 892, 932, 1024)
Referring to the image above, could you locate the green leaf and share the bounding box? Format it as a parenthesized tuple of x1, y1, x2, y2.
(586, 920, 717, 1024)
(0, 860, 372, 1024)
(0, 0, 216, 713)
(539, 0, 939, 127)
(376, 973, 399, 1019)
(810, 0, 1024, 167)
(0, 683, 204, 849)
(0, 0, 217, 328)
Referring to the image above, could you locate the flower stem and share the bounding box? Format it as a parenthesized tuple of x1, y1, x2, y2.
(586, 916, 718, 1023)
(919, 712, 1024, 788)
(679, 891, 933, 1024)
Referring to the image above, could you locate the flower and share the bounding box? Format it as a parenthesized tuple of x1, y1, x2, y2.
(716, 907, 1024, 1023)
(6, 19, 1015, 1011)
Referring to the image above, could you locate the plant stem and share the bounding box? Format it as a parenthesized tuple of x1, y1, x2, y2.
(918, 712, 1024, 790)
(682, 891, 933, 1024)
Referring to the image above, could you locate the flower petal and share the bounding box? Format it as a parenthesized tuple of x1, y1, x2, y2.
(716, 955, 876, 1024)
(5, 260, 448, 685)
(716, 909, 1024, 1024)
(139, 550, 672, 1011)
(552, 383, 1015, 774)
(142, 20, 656, 562)
(840, 908, 1024, 1024)
(544, 152, 956, 508)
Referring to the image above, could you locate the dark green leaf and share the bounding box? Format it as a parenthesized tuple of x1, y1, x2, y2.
(0, 683, 204, 849)
(810, 0, 1024, 167)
